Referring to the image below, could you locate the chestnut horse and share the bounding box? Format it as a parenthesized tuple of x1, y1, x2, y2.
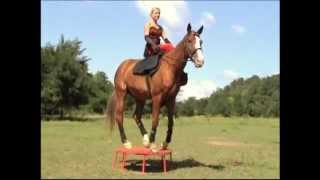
(106, 23, 204, 151)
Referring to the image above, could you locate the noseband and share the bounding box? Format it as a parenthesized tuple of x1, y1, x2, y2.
(188, 47, 202, 62)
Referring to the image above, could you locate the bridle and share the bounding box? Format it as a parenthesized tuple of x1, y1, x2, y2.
(188, 47, 202, 62)
(185, 35, 203, 62)
(162, 34, 203, 65)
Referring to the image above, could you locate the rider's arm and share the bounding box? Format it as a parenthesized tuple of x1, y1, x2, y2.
(144, 23, 154, 45)
(161, 29, 171, 44)
(144, 23, 150, 36)
(144, 23, 159, 52)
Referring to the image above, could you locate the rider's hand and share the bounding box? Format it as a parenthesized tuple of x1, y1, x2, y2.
(164, 38, 171, 44)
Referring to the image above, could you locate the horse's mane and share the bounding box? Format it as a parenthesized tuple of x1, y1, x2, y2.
(163, 33, 188, 60)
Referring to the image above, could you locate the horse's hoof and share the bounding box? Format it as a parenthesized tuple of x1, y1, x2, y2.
(123, 141, 132, 149)
(142, 134, 150, 147)
(150, 143, 158, 152)
(161, 142, 169, 150)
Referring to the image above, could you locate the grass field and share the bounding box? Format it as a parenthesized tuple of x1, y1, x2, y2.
(41, 116, 279, 179)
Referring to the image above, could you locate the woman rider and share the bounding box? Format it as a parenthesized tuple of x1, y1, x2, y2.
(135, 7, 187, 85)
(143, 7, 173, 59)
(133, 7, 174, 75)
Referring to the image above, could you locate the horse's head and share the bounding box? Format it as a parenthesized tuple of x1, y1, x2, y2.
(184, 23, 205, 68)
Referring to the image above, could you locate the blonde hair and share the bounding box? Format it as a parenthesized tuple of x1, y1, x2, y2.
(150, 7, 160, 16)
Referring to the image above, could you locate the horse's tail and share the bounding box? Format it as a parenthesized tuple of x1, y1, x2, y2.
(106, 91, 117, 134)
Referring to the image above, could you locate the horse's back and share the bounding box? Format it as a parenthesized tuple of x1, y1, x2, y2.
(114, 59, 152, 100)
(116, 59, 140, 70)
(115, 59, 140, 79)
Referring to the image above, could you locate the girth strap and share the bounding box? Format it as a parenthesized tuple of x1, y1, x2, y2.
(145, 74, 152, 96)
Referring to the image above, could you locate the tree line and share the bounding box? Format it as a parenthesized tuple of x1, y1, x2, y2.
(41, 35, 279, 119)
(41, 35, 113, 119)
(176, 74, 279, 117)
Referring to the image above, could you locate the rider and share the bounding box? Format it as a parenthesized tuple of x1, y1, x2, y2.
(143, 7, 173, 59)
(137, 7, 187, 84)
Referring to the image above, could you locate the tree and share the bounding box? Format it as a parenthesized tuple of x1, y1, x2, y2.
(41, 35, 92, 118)
(196, 98, 208, 115)
(87, 71, 114, 113)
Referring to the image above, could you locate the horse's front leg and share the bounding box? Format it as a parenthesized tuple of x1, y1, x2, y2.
(149, 94, 162, 152)
(161, 97, 175, 150)
(133, 100, 149, 147)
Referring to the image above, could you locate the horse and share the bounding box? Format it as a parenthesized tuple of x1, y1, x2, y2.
(106, 23, 205, 151)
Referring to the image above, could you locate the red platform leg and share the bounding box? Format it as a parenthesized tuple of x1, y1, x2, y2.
(121, 153, 127, 172)
(142, 155, 146, 174)
(112, 151, 118, 170)
(162, 155, 167, 173)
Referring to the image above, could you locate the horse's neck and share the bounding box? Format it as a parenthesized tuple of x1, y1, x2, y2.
(165, 40, 188, 71)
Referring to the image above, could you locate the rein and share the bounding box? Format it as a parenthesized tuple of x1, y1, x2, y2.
(161, 42, 197, 66)
(161, 55, 191, 66)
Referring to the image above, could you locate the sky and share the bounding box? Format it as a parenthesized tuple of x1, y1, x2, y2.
(41, 0, 279, 101)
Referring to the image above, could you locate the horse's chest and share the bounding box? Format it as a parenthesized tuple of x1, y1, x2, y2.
(168, 83, 180, 96)
(149, 70, 180, 97)
(159, 81, 180, 99)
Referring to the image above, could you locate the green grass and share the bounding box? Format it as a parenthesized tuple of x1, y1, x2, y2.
(41, 116, 279, 179)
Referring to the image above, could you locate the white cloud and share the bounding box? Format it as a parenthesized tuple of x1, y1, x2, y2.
(177, 80, 218, 102)
(223, 70, 239, 81)
(135, 1, 189, 41)
(135, 2, 216, 43)
(256, 71, 279, 78)
(231, 24, 246, 34)
(136, 1, 189, 28)
(199, 12, 216, 27)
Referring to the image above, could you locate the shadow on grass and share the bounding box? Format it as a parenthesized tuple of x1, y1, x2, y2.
(41, 116, 101, 122)
(124, 158, 225, 173)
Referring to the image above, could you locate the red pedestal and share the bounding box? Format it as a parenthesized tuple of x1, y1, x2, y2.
(112, 146, 172, 174)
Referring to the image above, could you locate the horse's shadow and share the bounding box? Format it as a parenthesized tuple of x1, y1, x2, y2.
(125, 158, 225, 173)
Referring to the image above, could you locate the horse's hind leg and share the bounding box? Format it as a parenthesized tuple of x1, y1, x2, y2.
(133, 100, 149, 147)
(161, 97, 175, 150)
(115, 89, 132, 149)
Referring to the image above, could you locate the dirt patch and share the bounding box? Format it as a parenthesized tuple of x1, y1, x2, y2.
(232, 160, 243, 166)
(206, 140, 247, 147)
(204, 137, 258, 147)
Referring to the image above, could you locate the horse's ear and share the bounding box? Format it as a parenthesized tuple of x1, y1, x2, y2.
(197, 25, 204, 35)
(187, 23, 192, 33)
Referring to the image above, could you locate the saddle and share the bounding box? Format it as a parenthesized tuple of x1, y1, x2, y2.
(133, 52, 164, 76)
(133, 52, 188, 86)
